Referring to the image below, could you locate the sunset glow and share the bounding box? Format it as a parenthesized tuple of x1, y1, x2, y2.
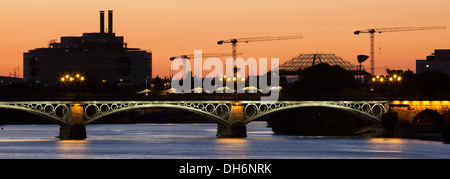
(1, 0, 449, 78)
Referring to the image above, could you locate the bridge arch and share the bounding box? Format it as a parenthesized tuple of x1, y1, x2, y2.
(82, 102, 232, 126)
(413, 109, 444, 125)
(242, 101, 388, 124)
(0, 102, 70, 126)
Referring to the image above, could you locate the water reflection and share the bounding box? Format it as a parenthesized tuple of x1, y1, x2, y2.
(1, 124, 449, 159)
(57, 140, 88, 159)
(368, 138, 404, 143)
(215, 138, 249, 158)
(366, 138, 407, 158)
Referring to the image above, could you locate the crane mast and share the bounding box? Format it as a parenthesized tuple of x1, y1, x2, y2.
(354, 25, 446, 75)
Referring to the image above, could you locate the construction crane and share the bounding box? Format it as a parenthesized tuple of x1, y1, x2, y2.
(169, 52, 243, 77)
(217, 35, 303, 61)
(169, 52, 243, 61)
(354, 25, 446, 75)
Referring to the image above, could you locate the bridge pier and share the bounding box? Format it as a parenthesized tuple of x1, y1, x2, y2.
(216, 103, 247, 138)
(58, 104, 87, 140)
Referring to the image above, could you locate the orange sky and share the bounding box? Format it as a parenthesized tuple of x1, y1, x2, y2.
(1, 0, 449, 78)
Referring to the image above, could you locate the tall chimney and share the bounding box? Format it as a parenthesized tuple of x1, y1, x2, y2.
(100, 10, 105, 33)
(108, 10, 113, 33)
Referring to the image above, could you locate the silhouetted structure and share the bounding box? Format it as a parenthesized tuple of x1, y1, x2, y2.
(286, 63, 359, 96)
(0, 76, 23, 86)
(416, 49, 450, 75)
(279, 53, 366, 81)
(23, 10, 152, 84)
(281, 53, 358, 72)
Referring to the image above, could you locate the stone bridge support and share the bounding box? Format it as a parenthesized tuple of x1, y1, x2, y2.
(390, 101, 450, 124)
(58, 104, 87, 140)
(216, 102, 247, 138)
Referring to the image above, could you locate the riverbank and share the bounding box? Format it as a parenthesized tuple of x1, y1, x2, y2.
(407, 133, 444, 142)
(386, 124, 449, 143)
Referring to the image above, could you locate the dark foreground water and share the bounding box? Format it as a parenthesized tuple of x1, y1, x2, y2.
(0, 122, 449, 159)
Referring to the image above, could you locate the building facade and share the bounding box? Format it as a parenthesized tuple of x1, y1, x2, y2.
(416, 49, 450, 75)
(23, 10, 152, 84)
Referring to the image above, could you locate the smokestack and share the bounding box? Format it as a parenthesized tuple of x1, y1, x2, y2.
(100, 11, 105, 33)
(108, 10, 113, 33)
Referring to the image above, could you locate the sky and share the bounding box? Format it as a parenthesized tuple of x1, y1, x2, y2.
(1, 0, 449, 78)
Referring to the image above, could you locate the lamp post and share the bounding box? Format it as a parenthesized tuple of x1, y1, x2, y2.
(357, 55, 369, 83)
(145, 78, 148, 96)
(371, 75, 402, 83)
(60, 73, 85, 100)
(60, 73, 85, 83)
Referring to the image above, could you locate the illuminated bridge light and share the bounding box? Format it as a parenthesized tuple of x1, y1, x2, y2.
(432, 101, 441, 106)
(392, 101, 401, 105)
(394, 101, 448, 106)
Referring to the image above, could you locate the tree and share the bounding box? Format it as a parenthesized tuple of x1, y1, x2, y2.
(412, 70, 450, 97)
(287, 63, 359, 96)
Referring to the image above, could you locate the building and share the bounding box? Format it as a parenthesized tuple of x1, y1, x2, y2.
(416, 49, 450, 75)
(279, 53, 366, 82)
(23, 10, 152, 84)
(280, 53, 359, 72)
(0, 76, 23, 86)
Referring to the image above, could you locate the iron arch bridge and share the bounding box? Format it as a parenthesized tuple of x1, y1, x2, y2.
(241, 101, 389, 124)
(0, 101, 73, 126)
(0, 100, 390, 139)
(81, 101, 233, 125)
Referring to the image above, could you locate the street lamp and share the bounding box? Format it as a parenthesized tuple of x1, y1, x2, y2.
(371, 75, 402, 83)
(60, 73, 86, 100)
(60, 74, 85, 82)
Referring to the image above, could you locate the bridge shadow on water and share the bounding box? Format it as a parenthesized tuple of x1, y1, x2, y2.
(266, 106, 376, 136)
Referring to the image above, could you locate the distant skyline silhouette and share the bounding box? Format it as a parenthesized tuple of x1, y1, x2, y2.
(1, 0, 449, 77)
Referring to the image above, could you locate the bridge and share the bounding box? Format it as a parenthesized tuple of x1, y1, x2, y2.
(0, 100, 390, 139)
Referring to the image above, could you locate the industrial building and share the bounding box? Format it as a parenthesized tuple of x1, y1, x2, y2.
(416, 49, 450, 75)
(23, 10, 152, 84)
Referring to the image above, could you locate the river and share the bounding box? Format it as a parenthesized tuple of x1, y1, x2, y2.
(0, 122, 449, 159)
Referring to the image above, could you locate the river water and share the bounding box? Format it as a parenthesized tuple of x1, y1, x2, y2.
(0, 122, 449, 159)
